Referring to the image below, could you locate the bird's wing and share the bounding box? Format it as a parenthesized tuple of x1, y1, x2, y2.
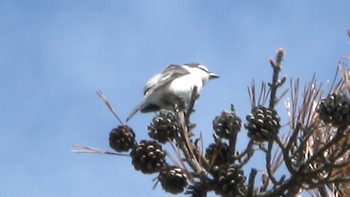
(144, 64, 190, 95)
(143, 73, 162, 95)
(127, 65, 190, 122)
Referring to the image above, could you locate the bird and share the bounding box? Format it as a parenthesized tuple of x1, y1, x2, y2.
(126, 63, 219, 122)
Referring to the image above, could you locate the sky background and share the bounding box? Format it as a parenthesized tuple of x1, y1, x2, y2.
(1, 1, 350, 196)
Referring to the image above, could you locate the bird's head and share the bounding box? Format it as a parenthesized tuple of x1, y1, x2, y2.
(183, 63, 219, 85)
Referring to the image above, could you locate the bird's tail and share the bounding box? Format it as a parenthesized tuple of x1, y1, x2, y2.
(126, 100, 144, 122)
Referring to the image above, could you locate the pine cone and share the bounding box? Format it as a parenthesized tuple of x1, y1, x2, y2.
(130, 140, 166, 174)
(109, 125, 136, 152)
(205, 142, 233, 171)
(245, 105, 281, 141)
(148, 111, 181, 143)
(213, 109, 242, 139)
(317, 93, 350, 127)
(159, 166, 188, 194)
(185, 185, 207, 197)
(212, 164, 246, 197)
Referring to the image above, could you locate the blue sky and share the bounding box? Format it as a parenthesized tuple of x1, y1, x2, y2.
(1, 1, 349, 196)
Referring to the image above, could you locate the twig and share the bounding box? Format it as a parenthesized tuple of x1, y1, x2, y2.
(185, 86, 199, 121)
(248, 79, 256, 107)
(228, 104, 239, 155)
(174, 87, 208, 175)
(269, 48, 285, 109)
(71, 144, 129, 156)
(305, 128, 350, 170)
(96, 90, 124, 125)
(247, 168, 257, 196)
(266, 140, 280, 185)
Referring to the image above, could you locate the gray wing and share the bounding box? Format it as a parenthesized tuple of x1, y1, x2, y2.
(126, 64, 190, 122)
(143, 73, 162, 95)
(143, 64, 190, 95)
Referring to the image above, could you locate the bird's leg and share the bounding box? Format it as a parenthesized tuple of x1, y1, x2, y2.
(177, 96, 187, 112)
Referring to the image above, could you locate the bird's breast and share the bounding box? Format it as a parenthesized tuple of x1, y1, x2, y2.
(168, 75, 203, 95)
(143, 75, 204, 111)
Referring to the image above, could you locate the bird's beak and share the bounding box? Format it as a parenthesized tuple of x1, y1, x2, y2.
(209, 72, 220, 80)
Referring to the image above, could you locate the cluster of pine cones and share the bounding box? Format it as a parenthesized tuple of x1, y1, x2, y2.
(107, 92, 350, 196)
(107, 104, 284, 196)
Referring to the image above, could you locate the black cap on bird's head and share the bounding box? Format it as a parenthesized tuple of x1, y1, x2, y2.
(184, 63, 219, 80)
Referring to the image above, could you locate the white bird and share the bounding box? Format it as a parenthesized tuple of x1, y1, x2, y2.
(126, 63, 219, 122)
